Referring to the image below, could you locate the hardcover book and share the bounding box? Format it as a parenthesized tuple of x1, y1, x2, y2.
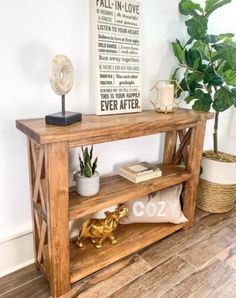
(118, 162, 162, 183)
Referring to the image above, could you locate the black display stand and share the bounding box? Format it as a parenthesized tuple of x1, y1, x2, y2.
(45, 95, 82, 126)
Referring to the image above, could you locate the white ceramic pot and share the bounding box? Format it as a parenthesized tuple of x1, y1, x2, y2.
(76, 171, 100, 197)
(201, 157, 236, 184)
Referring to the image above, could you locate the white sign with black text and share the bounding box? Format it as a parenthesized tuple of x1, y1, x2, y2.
(92, 0, 142, 115)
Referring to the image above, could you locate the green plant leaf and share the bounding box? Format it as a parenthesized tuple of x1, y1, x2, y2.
(191, 40, 211, 61)
(188, 71, 205, 82)
(172, 39, 185, 63)
(185, 37, 194, 47)
(171, 68, 183, 97)
(231, 88, 236, 95)
(222, 69, 236, 86)
(204, 33, 234, 44)
(204, 35, 219, 44)
(89, 145, 93, 160)
(205, 0, 232, 16)
(171, 68, 180, 81)
(180, 78, 189, 91)
(83, 163, 93, 177)
(232, 88, 236, 107)
(81, 146, 85, 156)
(185, 15, 208, 40)
(186, 74, 203, 94)
(198, 64, 208, 72)
(222, 37, 235, 45)
(184, 69, 190, 91)
(213, 86, 234, 111)
(192, 98, 212, 111)
(185, 94, 195, 103)
(215, 44, 236, 70)
(193, 89, 212, 112)
(204, 66, 224, 86)
(181, 69, 203, 94)
(79, 154, 84, 176)
(206, 84, 213, 93)
(212, 43, 226, 51)
(92, 157, 98, 174)
(185, 49, 202, 70)
(192, 89, 213, 111)
(84, 147, 90, 165)
(219, 33, 234, 40)
(179, 0, 203, 16)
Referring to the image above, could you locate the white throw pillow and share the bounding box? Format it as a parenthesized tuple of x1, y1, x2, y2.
(120, 184, 188, 224)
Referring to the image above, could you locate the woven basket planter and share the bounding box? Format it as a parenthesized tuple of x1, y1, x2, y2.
(197, 151, 236, 214)
(197, 179, 236, 213)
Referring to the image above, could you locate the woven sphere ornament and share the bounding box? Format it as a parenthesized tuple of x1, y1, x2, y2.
(46, 55, 82, 126)
(49, 55, 74, 96)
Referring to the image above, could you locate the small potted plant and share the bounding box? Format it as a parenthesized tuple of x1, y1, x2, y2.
(75, 146, 99, 197)
(171, 0, 236, 213)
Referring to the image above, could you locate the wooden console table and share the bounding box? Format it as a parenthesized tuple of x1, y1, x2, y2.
(16, 109, 213, 297)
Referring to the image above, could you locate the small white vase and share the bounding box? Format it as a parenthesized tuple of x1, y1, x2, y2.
(76, 171, 100, 197)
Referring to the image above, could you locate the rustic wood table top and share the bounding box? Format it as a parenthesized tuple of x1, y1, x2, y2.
(16, 109, 214, 147)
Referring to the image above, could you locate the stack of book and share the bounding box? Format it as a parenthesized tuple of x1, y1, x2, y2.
(118, 162, 162, 183)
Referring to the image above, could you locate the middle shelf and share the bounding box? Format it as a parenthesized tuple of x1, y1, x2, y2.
(69, 164, 192, 220)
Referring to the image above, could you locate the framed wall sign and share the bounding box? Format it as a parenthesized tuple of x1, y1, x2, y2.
(92, 0, 142, 115)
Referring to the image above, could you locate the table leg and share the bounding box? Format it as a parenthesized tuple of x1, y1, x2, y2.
(183, 120, 206, 228)
(45, 141, 70, 297)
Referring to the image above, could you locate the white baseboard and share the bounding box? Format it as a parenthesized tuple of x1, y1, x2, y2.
(0, 231, 35, 278)
(0, 259, 35, 278)
(0, 225, 80, 278)
(0, 229, 33, 244)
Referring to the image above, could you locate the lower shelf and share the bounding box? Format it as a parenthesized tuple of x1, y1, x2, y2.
(70, 222, 185, 284)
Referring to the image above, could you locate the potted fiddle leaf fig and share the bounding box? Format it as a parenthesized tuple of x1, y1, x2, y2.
(172, 0, 236, 213)
(75, 146, 99, 197)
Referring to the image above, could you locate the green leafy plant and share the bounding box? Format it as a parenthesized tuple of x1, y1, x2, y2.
(172, 0, 236, 154)
(79, 146, 98, 178)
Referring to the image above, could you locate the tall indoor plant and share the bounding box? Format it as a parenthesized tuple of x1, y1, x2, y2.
(172, 0, 236, 213)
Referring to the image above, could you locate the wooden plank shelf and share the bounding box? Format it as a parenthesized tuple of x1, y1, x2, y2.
(69, 164, 192, 220)
(70, 222, 185, 284)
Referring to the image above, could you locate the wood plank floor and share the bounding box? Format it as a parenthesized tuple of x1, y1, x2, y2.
(1, 207, 236, 298)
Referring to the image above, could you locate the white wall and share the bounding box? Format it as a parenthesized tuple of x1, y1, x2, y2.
(0, 0, 235, 276)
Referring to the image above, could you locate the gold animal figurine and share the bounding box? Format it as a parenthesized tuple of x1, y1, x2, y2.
(76, 204, 128, 249)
